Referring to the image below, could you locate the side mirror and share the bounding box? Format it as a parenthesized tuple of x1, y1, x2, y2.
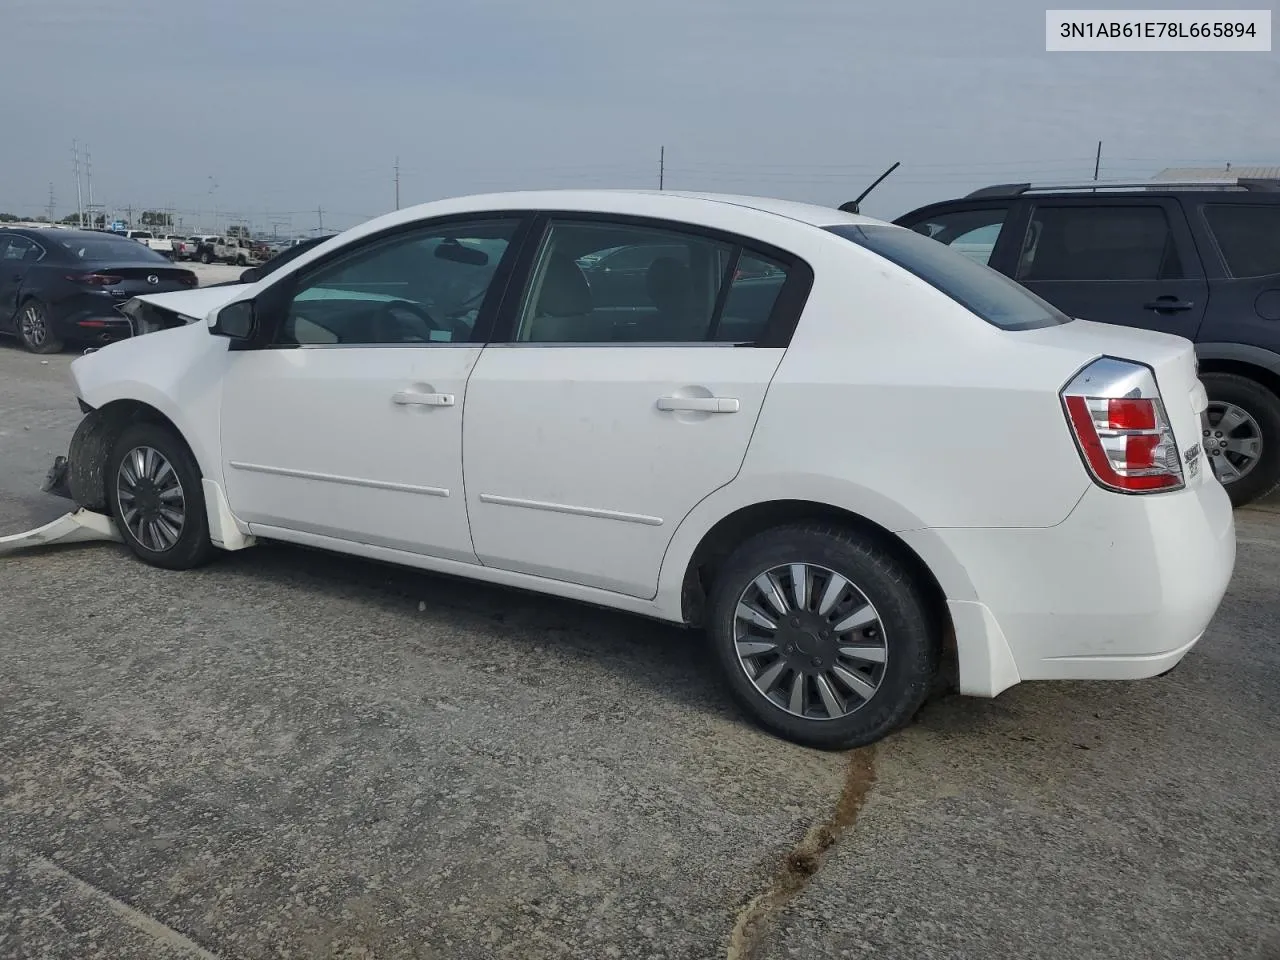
(211, 300, 256, 340)
(239, 266, 261, 283)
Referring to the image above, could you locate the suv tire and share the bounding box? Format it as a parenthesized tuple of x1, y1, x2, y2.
(1200, 372, 1280, 508)
(706, 523, 941, 749)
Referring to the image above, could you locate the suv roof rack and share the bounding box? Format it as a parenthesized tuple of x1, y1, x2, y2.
(965, 178, 1280, 199)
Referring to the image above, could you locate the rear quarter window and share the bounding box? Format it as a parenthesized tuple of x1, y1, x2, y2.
(1202, 204, 1280, 278)
(827, 223, 1071, 331)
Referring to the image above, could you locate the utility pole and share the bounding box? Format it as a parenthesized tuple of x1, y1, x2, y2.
(125, 204, 134, 229)
(317, 206, 324, 234)
(659, 145, 665, 191)
(394, 156, 401, 210)
(85, 144, 96, 227)
(1092, 140, 1102, 187)
(46, 183, 56, 223)
(71, 140, 85, 228)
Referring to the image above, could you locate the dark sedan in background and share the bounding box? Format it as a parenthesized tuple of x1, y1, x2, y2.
(0, 228, 197, 353)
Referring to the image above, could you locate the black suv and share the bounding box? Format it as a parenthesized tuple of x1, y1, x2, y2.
(894, 178, 1280, 507)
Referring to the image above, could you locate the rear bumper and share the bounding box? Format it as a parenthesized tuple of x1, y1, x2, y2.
(912, 479, 1235, 694)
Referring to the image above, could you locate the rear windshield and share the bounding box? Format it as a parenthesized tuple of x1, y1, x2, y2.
(827, 223, 1071, 331)
(54, 235, 169, 262)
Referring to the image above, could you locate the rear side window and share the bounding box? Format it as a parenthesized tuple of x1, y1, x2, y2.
(1017, 205, 1183, 282)
(1203, 204, 1280, 278)
(828, 223, 1070, 331)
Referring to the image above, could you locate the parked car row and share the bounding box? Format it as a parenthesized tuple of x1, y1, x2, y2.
(9, 174, 1280, 509)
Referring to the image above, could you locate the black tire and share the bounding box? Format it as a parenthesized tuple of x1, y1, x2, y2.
(200, 250, 212, 264)
(17, 299, 63, 354)
(107, 422, 217, 570)
(707, 523, 941, 750)
(1200, 372, 1280, 508)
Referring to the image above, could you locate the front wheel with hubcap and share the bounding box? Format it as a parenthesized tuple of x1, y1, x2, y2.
(1199, 372, 1280, 508)
(707, 524, 941, 749)
(17, 300, 63, 354)
(107, 422, 216, 570)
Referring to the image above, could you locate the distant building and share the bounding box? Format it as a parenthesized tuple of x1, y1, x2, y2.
(1153, 165, 1280, 186)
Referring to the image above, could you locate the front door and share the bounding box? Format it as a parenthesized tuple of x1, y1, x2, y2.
(219, 215, 526, 562)
(1002, 198, 1209, 341)
(462, 215, 810, 599)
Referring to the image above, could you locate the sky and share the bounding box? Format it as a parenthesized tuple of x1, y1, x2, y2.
(4, 0, 1278, 234)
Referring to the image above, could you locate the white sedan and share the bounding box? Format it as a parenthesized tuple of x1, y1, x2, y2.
(59, 190, 1235, 748)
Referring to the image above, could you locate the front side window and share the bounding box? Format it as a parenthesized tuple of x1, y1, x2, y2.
(905, 207, 1008, 265)
(515, 220, 789, 344)
(277, 218, 519, 346)
(1202, 204, 1280, 278)
(829, 223, 1070, 331)
(1017, 205, 1184, 282)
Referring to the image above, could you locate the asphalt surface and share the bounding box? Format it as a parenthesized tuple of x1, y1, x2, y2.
(1, 330, 1277, 959)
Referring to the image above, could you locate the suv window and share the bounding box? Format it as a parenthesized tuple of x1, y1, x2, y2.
(829, 223, 1070, 331)
(279, 219, 519, 346)
(1203, 204, 1280, 278)
(515, 220, 787, 344)
(906, 208, 1008, 265)
(1017, 205, 1184, 282)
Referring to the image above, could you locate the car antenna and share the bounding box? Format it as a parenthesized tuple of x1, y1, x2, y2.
(838, 161, 901, 214)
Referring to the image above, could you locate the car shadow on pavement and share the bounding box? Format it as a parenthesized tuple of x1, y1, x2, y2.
(210, 540, 737, 723)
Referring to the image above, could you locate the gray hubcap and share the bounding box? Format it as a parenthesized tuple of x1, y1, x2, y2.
(734, 563, 889, 721)
(20, 304, 47, 346)
(1202, 402, 1262, 485)
(116, 446, 186, 551)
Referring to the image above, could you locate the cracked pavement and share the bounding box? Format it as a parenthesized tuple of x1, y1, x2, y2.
(2, 340, 1278, 958)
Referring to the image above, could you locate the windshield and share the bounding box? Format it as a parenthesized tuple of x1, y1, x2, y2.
(827, 223, 1071, 331)
(54, 235, 170, 262)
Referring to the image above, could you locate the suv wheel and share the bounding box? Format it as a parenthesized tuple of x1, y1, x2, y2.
(706, 524, 941, 749)
(200, 250, 212, 264)
(1200, 372, 1280, 507)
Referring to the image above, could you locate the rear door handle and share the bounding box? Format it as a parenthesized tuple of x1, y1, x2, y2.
(1143, 297, 1195, 312)
(657, 396, 740, 413)
(392, 390, 454, 407)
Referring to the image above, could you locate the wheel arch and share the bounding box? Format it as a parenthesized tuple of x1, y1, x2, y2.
(68, 399, 203, 511)
(1195, 343, 1280, 398)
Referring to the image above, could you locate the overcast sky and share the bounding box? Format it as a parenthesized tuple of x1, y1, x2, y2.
(4, 0, 1278, 232)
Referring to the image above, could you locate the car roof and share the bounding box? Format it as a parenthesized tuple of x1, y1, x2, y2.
(393, 189, 880, 229)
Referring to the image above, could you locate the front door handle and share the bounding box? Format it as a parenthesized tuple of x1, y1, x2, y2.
(657, 396, 740, 413)
(1144, 297, 1195, 313)
(392, 390, 454, 407)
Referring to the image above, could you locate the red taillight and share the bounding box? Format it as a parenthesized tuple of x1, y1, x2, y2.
(68, 273, 122, 286)
(1062, 364, 1184, 494)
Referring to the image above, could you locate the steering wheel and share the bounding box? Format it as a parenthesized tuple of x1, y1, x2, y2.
(373, 299, 444, 343)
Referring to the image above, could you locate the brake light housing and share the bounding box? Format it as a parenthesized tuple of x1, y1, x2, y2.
(1061, 357, 1184, 494)
(68, 273, 122, 286)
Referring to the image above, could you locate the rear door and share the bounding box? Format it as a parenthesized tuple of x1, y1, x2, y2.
(1192, 200, 1280, 346)
(0, 235, 43, 331)
(461, 214, 812, 599)
(1003, 197, 1209, 341)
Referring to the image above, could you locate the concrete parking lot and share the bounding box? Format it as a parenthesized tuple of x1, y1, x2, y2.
(1, 334, 1277, 959)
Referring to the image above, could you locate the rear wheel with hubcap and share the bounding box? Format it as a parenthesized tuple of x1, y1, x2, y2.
(17, 300, 63, 354)
(107, 422, 216, 570)
(707, 524, 941, 749)
(1199, 372, 1280, 508)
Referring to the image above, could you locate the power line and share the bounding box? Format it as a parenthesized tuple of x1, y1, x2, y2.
(46, 183, 56, 223)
